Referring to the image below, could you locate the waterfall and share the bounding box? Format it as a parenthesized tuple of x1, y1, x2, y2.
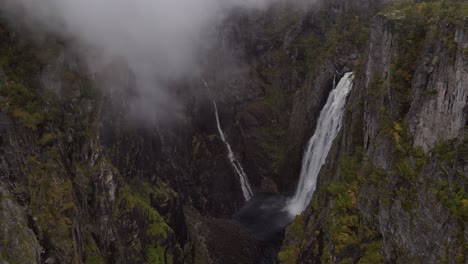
(286, 72, 354, 215)
(213, 101, 254, 201)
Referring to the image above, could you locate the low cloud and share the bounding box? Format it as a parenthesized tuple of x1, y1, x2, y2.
(0, 0, 278, 121)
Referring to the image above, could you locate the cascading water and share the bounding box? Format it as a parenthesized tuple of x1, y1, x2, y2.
(213, 101, 254, 201)
(286, 72, 354, 215)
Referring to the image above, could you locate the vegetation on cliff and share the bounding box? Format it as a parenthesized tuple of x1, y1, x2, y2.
(0, 21, 187, 263)
(279, 0, 468, 263)
(0, 0, 467, 263)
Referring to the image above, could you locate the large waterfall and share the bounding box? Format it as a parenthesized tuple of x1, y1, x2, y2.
(213, 101, 254, 201)
(286, 72, 354, 215)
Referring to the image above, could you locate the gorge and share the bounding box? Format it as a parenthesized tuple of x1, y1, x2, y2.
(0, 0, 467, 264)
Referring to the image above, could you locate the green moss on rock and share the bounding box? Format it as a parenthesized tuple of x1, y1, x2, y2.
(114, 181, 181, 263)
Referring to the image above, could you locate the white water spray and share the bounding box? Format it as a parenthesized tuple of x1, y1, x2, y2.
(213, 101, 254, 201)
(287, 72, 354, 215)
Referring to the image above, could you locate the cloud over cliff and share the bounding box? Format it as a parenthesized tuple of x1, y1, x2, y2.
(0, 0, 276, 121)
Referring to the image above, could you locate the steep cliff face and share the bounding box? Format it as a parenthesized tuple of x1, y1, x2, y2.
(0, 30, 193, 262)
(407, 18, 468, 152)
(280, 1, 468, 263)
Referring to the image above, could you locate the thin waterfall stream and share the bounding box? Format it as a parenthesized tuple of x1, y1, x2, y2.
(203, 79, 254, 201)
(213, 101, 254, 201)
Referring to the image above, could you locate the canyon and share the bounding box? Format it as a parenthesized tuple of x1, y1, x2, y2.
(0, 0, 467, 263)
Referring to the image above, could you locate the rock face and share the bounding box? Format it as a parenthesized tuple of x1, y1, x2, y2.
(279, 2, 468, 264)
(408, 18, 468, 152)
(0, 24, 194, 262)
(0, 186, 41, 263)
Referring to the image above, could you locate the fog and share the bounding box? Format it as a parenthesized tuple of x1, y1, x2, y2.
(0, 0, 279, 121)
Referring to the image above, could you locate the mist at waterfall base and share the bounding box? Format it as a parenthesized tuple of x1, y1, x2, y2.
(236, 195, 291, 263)
(235, 195, 291, 240)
